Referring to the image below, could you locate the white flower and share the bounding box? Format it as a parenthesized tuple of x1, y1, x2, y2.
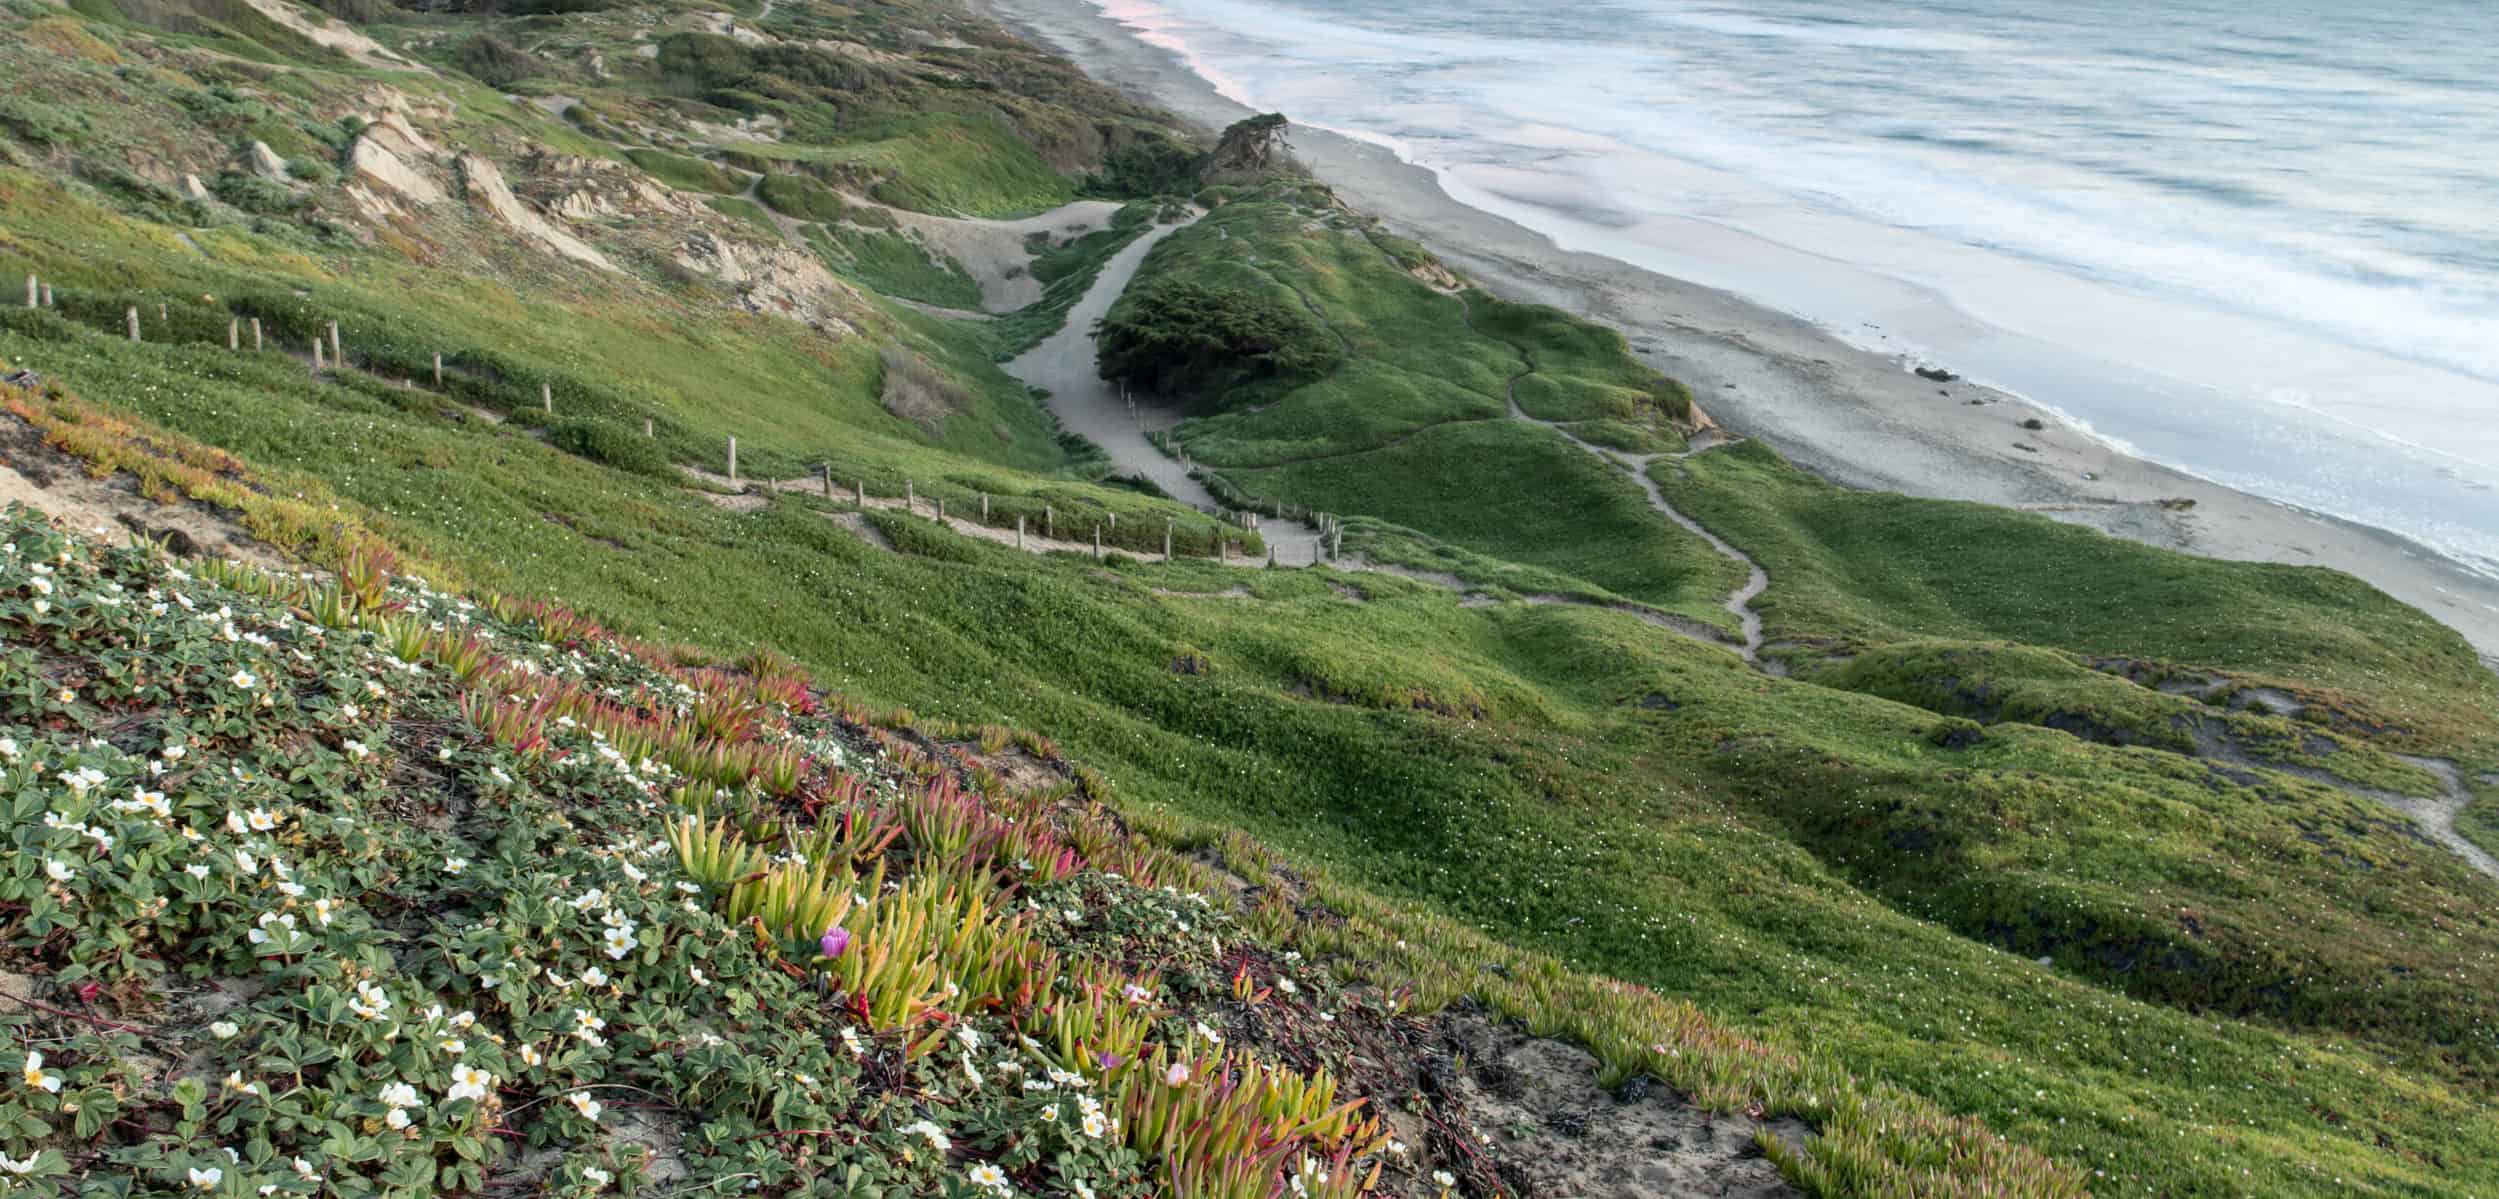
(567, 1091, 602, 1122)
(43, 859, 72, 883)
(582, 1165, 612, 1189)
(350, 981, 393, 1020)
(519, 1044, 543, 1067)
(601, 926, 637, 960)
(291, 1157, 318, 1180)
(230, 671, 257, 689)
(65, 767, 106, 794)
(446, 1064, 492, 1104)
(223, 1071, 258, 1096)
(1276, 977, 1298, 995)
(0, 1152, 40, 1175)
(186, 864, 211, 879)
(442, 858, 467, 875)
(1080, 1108, 1108, 1139)
(21, 1050, 62, 1093)
(1070, 1181, 1097, 1199)
(234, 850, 257, 875)
(578, 967, 609, 988)
(385, 1106, 413, 1130)
(209, 1021, 240, 1039)
(378, 1081, 423, 1110)
(312, 898, 337, 926)
(841, 1026, 865, 1056)
(1432, 1170, 1455, 1188)
(245, 807, 278, 832)
(1194, 1021, 1223, 1046)
(187, 1166, 223, 1189)
(687, 965, 709, 987)
(967, 1163, 1010, 1194)
(342, 740, 370, 761)
(0, 738, 17, 761)
(902, 1119, 950, 1152)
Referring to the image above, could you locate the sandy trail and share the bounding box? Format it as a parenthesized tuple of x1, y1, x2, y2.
(1000, 213, 1328, 562)
(1456, 293, 1768, 663)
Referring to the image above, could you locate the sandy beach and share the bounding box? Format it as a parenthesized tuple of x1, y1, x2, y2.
(975, 0, 2499, 663)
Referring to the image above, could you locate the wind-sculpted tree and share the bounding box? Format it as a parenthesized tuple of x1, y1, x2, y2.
(1208, 112, 1294, 177)
(1096, 278, 1345, 401)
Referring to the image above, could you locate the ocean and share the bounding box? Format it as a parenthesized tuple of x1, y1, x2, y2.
(1088, 0, 2499, 580)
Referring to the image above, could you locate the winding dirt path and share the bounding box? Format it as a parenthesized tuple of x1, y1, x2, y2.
(1000, 214, 1327, 563)
(2378, 757, 2499, 882)
(1457, 295, 1769, 663)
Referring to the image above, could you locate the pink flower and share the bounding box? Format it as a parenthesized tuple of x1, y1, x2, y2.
(819, 926, 850, 959)
(1094, 1051, 1123, 1072)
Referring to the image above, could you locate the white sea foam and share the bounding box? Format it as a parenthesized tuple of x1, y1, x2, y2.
(1088, 0, 2499, 579)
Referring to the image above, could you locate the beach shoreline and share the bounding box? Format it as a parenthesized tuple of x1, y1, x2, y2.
(975, 0, 2499, 661)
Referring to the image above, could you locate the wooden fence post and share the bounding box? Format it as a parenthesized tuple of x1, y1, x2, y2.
(250, 318, 261, 351)
(1044, 505, 1054, 539)
(540, 383, 553, 415)
(822, 463, 833, 499)
(227, 319, 239, 350)
(1163, 519, 1172, 559)
(125, 306, 139, 342)
(158, 302, 168, 324)
(935, 497, 945, 523)
(980, 493, 989, 520)
(726, 437, 738, 485)
(855, 480, 865, 508)
(1016, 516, 1025, 550)
(312, 338, 325, 370)
(643, 418, 654, 438)
(22, 275, 33, 309)
(327, 321, 340, 366)
(1093, 525, 1102, 560)
(433, 353, 444, 387)
(39, 285, 52, 308)
(904, 479, 914, 511)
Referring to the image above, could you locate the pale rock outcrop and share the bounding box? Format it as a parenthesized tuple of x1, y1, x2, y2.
(349, 136, 444, 206)
(237, 0, 424, 70)
(245, 141, 290, 183)
(691, 11, 773, 46)
(180, 174, 210, 201)
(675, 231, 861, 337)
(456, 153, 616, 272)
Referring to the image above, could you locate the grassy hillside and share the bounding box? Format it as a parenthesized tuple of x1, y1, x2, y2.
(4, 1, 2499, 1197)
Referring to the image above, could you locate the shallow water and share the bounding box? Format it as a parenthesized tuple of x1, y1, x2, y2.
(1091, 0, 2499, 580)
